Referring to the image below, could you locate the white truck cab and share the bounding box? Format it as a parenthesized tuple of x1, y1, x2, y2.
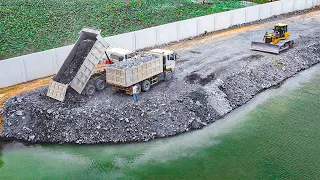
(148, 49, 177, 72)
(105, 48, 135, 63)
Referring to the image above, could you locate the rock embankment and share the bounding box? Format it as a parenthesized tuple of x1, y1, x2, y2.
(3, 41, 319, 144)
(2, 10, 320, 144)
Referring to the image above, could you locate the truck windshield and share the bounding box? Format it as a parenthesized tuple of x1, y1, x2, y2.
(110, 54, 124, 61)
(169, 54, 175, 61)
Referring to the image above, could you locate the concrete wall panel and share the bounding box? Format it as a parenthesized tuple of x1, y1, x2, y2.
(54, 45, 73, 71)
(260, 3, 272, 19)
(246, 5, 260, 23)
(0, 57, 26, 88)
(107, 32, 136, 51)
(214, 11, 231, 31)
(178, 18, 198, 40)
(294, 0, 306, 10)
(197, 14, 215, 35)
(281, 0, 295, 13)
(156, 22, 178, 45)
(23, 50, 56, 81)
(270, 1, 283, 16)
(135, 27, 157, 50)
(306, 0, 314, 8)
(231, 8, 246, 26)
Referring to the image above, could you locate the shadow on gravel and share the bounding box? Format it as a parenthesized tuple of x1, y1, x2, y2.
(239, 54, 264, 61)
(185, 72, 216, 86)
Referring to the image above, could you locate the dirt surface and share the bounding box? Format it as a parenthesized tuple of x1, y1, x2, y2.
(56, 39, 95, 84)
(1, 10, 320, 144)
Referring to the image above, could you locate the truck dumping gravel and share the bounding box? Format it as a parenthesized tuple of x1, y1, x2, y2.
(56, 39, 95, 84)
(2, 11, 320, 144)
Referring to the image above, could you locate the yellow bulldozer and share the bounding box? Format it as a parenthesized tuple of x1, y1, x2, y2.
(251, 23, 294, 54)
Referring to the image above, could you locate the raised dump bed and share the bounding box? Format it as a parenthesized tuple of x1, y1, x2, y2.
(47, 28, 109, 101)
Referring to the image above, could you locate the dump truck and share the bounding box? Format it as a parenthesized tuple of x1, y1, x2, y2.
(251, 23, 294, 54)
(106, 48, 135, 64)
(47, 28, 110, 101)
(46, 28, 177, 101)
(105, 49, 176, 95)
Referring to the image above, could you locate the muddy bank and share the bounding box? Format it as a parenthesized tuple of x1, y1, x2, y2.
(2, 10, 320, 144)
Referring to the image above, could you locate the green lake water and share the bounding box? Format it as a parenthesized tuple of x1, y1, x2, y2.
(0, 65, 320, 179)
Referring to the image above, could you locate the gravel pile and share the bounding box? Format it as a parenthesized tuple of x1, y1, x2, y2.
(108, 54, 157, 69)
(56, 39, 95, 84)
(2, 83, 218, 143)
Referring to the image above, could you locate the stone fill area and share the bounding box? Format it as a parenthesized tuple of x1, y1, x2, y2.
(56, 39, 95, 84)
(2, 11, 320, 144)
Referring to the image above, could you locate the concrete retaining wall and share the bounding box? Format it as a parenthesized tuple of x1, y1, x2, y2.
(281, 0, 295, 13)
(271, 1, 283, 16)
(294, 0, 307, 10)
(1, 0, 317, 88)
(0, 57, 26, 88)
(231, 8, 246, 26)
(306, 0, 314, 8)
(197, 14, 215, 35)
(246, 5, 261, 23)
(106, 32, 136, 51)
(260, 3, 272, 20)
(23, 50, 56, 81)
(178, 18, 198, 40)
(135, 27, 157, 50)
(215, 11, 231, 31)
(156, 22, 178, 45)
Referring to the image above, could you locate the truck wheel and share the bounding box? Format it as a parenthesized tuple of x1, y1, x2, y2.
(142, 80, 151, 92)
(134, 84, 142, 94)
(85, 84, 96, 96)
(95, 79, 106, 91)
(165, 70, 172, 81)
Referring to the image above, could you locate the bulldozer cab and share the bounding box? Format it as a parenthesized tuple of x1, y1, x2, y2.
(264, 24, 289, 44)
(274, 23, 289, 39)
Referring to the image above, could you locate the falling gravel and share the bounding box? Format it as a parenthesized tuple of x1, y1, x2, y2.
(2, 10, 320, 144)
(56, 39, 95, 84)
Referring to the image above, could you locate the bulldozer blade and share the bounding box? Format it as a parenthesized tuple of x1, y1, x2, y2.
(251, 42, 280, 54)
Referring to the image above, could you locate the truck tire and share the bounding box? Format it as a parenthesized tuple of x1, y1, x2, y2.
(95, 79, 107, 91)
(85, 84, 96, 97)
(134, 84, 142, 94)
(165, 70, 172, 81)
(142, 80, 151, 92)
